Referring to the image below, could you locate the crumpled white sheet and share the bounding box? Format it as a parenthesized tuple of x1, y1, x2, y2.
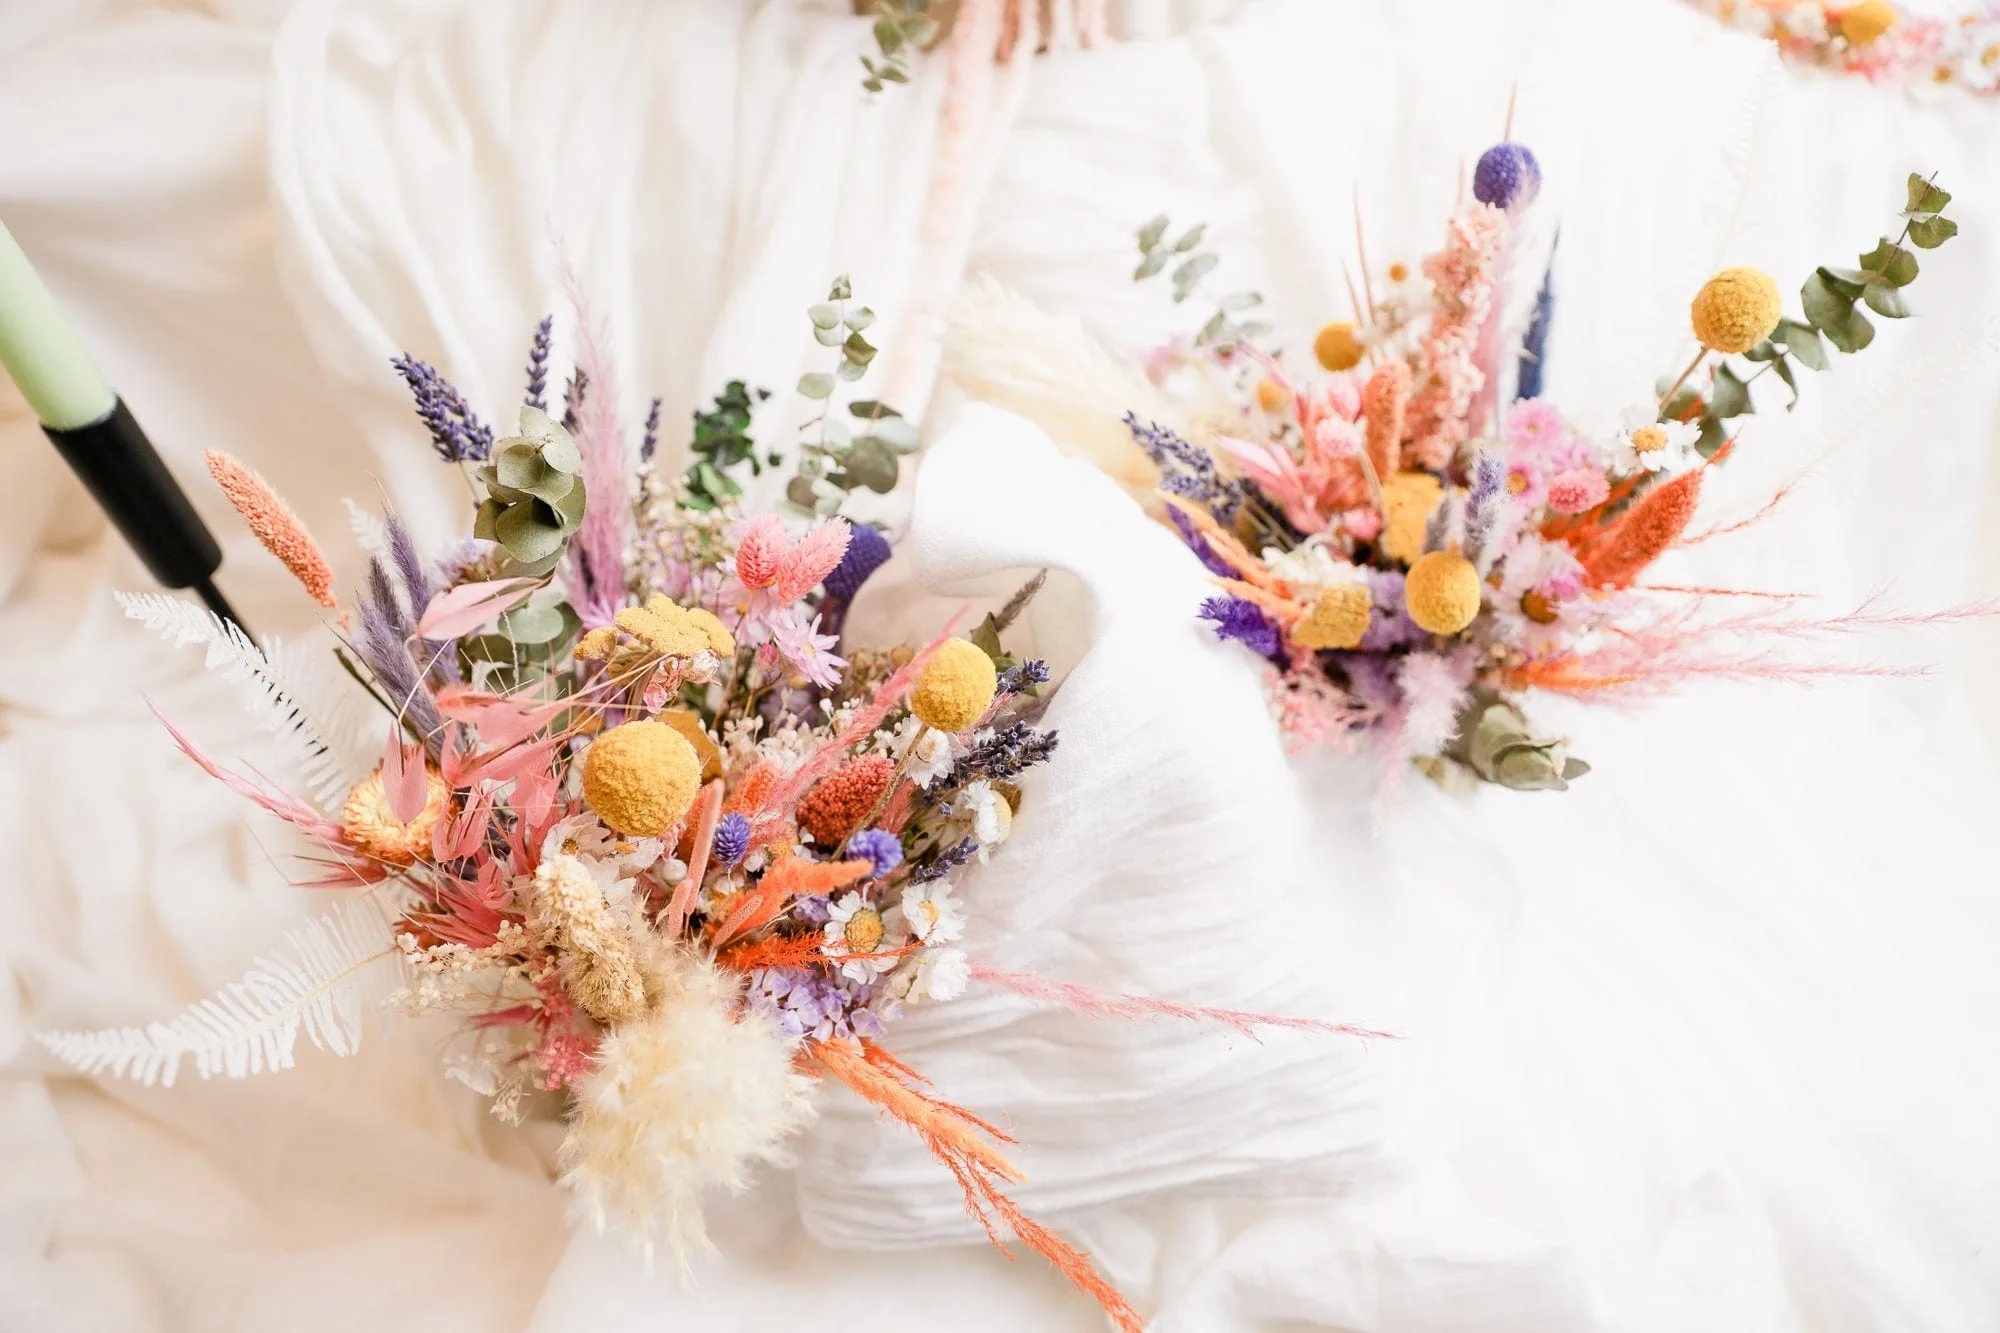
(8, 0, 2000, 1330)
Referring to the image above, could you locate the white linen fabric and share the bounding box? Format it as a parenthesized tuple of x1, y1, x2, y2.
(5, 2, 2000, 1332)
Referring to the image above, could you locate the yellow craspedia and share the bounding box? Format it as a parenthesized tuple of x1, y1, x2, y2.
(1379, 470, 1445, 566)
(1292, 583, 1373, 651)
(1255, 376, 1291, 413)
(1839, 0, 1896, 46)
(909, 637, 997, 733)
(1313, 321, 1364, 372)
(1690, 266, 1782, 355)
(1403, 550, 1483, 636)
(582, 719, 702, 837)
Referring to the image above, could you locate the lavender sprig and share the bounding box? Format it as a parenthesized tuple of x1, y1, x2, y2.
(944, 722, 1059, 788)
(1199, 594, 1286, 665)
(639, 394, 663, 463)
(996, 658, 1051, 696)
(392, 355, 495, 462)
(1125, 413, 1247, 520)
(910, 837, 976, 885)
(524, 315, 552, 412)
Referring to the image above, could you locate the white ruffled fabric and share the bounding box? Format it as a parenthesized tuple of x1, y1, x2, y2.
(8, 1, 2000, 1331)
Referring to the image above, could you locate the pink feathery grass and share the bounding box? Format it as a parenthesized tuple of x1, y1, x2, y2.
(558, 270, 631, 629)
(972, 966, 1395, 1041)
(1404, 201, 1506, 470)
(773, 517, 853, 603)
(1679, 474, 1806, 548)
(203, 450, 337, 608)
(149, 701, 346, 843)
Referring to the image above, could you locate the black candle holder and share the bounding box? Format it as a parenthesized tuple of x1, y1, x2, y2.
(41, 397, 248, 635)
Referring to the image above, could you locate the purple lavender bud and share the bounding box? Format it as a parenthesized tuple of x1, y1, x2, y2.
(392, 354, 495, 462)
(1168, 504, 1237, 578)
(640, 395, 663, 463)
(823, 523, 892, 603)
(712, 812, 750, 867)
(524, 315, 552, 412)
(845, 828, 904, 878)
(1473, 142, 1541, 211)
(996, 658, 1050, 696)
(1199, 594, 1285, 665)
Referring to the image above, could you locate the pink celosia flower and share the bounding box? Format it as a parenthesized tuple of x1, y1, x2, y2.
(1547, 468, 1610, 515)
(735, 513, 788, 591)
(1405, 202, 1507, 470)
(773, 518, 852, 604)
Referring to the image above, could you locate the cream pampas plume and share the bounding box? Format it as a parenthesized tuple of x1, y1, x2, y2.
(558, 946, 815, 1276)
(942, 277, 1186, 496)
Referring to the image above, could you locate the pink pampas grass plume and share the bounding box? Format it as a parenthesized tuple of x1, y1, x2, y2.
(559, 272, 631, 629)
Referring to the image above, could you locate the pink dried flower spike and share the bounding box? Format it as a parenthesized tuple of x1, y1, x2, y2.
(204, 449, 337, 608)
(736, 512, 788, 590)
(773, 517, 852, 603)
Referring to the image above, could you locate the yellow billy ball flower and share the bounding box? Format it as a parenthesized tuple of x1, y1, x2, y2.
(1690, 266, 1782, 355)
(1292, 583, 1373, 651)
(909, 638, 997, 733)
(1255, 376, 1291, 413)
(1313, 321, 1364, 372)
(583, 719, 702, 837)
(1379, 471, 1445, 566)
(1839, 0, 1896, 46)
(1403, 550, 1483, 635)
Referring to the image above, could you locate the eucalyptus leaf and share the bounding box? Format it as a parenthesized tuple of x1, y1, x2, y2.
(798, 372, 835, 399)
(1218, 290, 1263, 312)
(1709, 363, 1752, 419)
(473, 499, 502, 541)
(517, 404, 566, 451)
(1908, 215, 1957, 249)
(835, 358, 868, 382)
(814, 323, 846, 347)
(553, 479, 589, 527)
(786, 475, 820, 510)
(1859, 239, 1918, 287)
(904, 14, 939, 44)
(495, 504, 564, 564)
(809, 303, 842, 330)
(1171, 224, 1207, 253)
(1771, 355, 1799, 409)
(1236, 320, 1274, 340)
(843, 332, 877, 364)
(843, 307, 876, 332)
(845, 437, 899, 493)
(872, 14, 903, 51)
(1861, 282, 1910, 319)
(848, 399, 899, 420)
(828, 275, 852, 301)
(498, 602, 566, 646)
(822, 415, 854, 448)
(1904, 173, 1951, 217)
(868, 415, 920, 452)
(1773, 318, 1829, 371)
(1137, 214, 1170, 252)
(1134, 251, 1169, 281)
(495, 442, 547, 490)
(539, 431, 583, 476)
(1197, 311, 1228, 345)
(1171, 252, 1219, 291)
(1695, 412, 1727, 459)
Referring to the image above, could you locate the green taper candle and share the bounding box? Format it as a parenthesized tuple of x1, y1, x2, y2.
(0, 217, 116, 430)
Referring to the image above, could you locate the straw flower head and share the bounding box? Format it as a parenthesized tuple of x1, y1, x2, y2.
(342, 767, 450, 864)
(1293, 583, 1373, 651)
(1379, 471, 1446, 566)
(1691, 267, 1782, 354)
(909, 638, 997, 733)
(1839, 0, 1896, 46)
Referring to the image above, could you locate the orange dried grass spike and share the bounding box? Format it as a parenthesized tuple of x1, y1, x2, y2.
(725, 761, 781, 816)
(1575, 468, 1704, 589)
(1507, 657, 1645, 693)
(1159, 493, 1285, 593)
(716, 933, 833, 973)
(1361, 359, 1409, 477)
(806, 1038, 1146, 1333)
(711, 853, 872, 946)
(204, 449, 337, 608)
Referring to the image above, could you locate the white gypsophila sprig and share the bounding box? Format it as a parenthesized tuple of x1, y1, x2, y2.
(37, 897, 402, 1088)
(118, 591, 374, 810)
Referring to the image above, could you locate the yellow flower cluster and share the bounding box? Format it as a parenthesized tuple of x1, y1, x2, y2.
(1293, 584, 1373, 651)
(1313, 321, 1364, 373)
(1404, 550, 1483, 635)
(1380, 471, 1445, 566)
(1690, 267, 1782, 355)
(576, 596, 736, 664)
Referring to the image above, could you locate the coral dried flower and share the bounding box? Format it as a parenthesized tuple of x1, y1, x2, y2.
(341, 767, 450, 864)
(204, 450, 337, 608)
(1361, 360, 1409, 478)
(797, 754, 896, 845)
(772, 518, 853, 604)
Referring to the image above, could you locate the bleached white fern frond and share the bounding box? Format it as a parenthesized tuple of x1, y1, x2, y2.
(118, 591, 375, 809)
(344, 496, 391, 563)
(37, 897, 400, 1088)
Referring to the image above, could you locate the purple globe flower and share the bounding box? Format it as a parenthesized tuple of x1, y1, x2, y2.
(712, 812, 750, 866)
(823, 522, 892, 603)
(1472, 142, 1541, 211)
(845, 827, 905, 878)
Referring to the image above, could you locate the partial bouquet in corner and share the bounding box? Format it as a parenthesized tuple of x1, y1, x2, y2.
(1680, 0, 2000, 98)
(37, 277, 1376, 1330)
(1116, 156, 1977, 796)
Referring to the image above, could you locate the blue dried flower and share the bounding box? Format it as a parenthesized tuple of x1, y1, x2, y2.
(1199, 594, 1285, 664)
(1472, 142, 1541, 211)
(712, 812, 750, 866)
(824, 523, 892, 603)
(845, 828, 904, 877)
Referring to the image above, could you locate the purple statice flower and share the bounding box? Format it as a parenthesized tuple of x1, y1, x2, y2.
(996, 658, 1050, 696)
(1462, 448, 1509, 564)
(1125, 413, 1248, 521)
(823, 523, 892, 603)
(712, 813, 750, 867)
(1168, 503, 1237, 578)
(639, 394, 663, 463)
(845, 828, 904, 878)
(524, 314, 552, 412)
(745, 967, 889, 1042)
(391, 354, 495, 463)
(945, 721, 1058, 787)
(1358, 569, 1429, 651)
(910, 837, 976, 886)
(1199, 594, 1285, 665)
